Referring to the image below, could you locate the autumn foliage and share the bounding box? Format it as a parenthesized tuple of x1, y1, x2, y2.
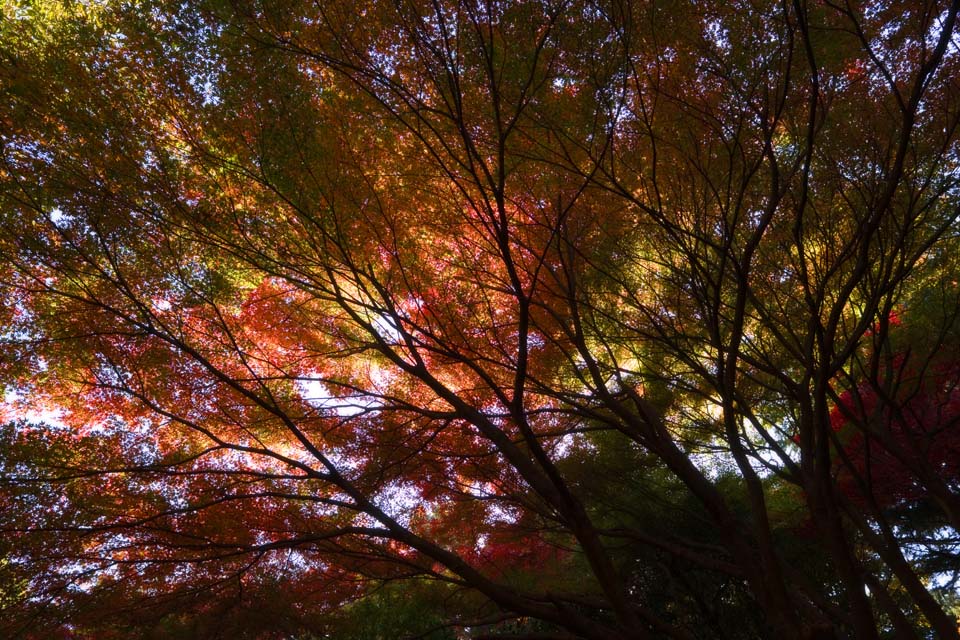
(831, 311, 960, 512)
(1, 0, 960, 638)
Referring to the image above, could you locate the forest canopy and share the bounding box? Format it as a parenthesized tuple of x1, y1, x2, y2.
(1, 0, 960, 638)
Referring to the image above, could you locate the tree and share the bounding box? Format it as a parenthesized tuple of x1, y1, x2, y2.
(2, 0, 960, 638)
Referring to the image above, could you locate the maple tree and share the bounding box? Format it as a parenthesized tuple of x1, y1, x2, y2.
(2, 0, 960, 638)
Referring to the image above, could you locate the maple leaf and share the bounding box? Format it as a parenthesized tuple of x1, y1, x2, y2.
(2, 1, 960, 639)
